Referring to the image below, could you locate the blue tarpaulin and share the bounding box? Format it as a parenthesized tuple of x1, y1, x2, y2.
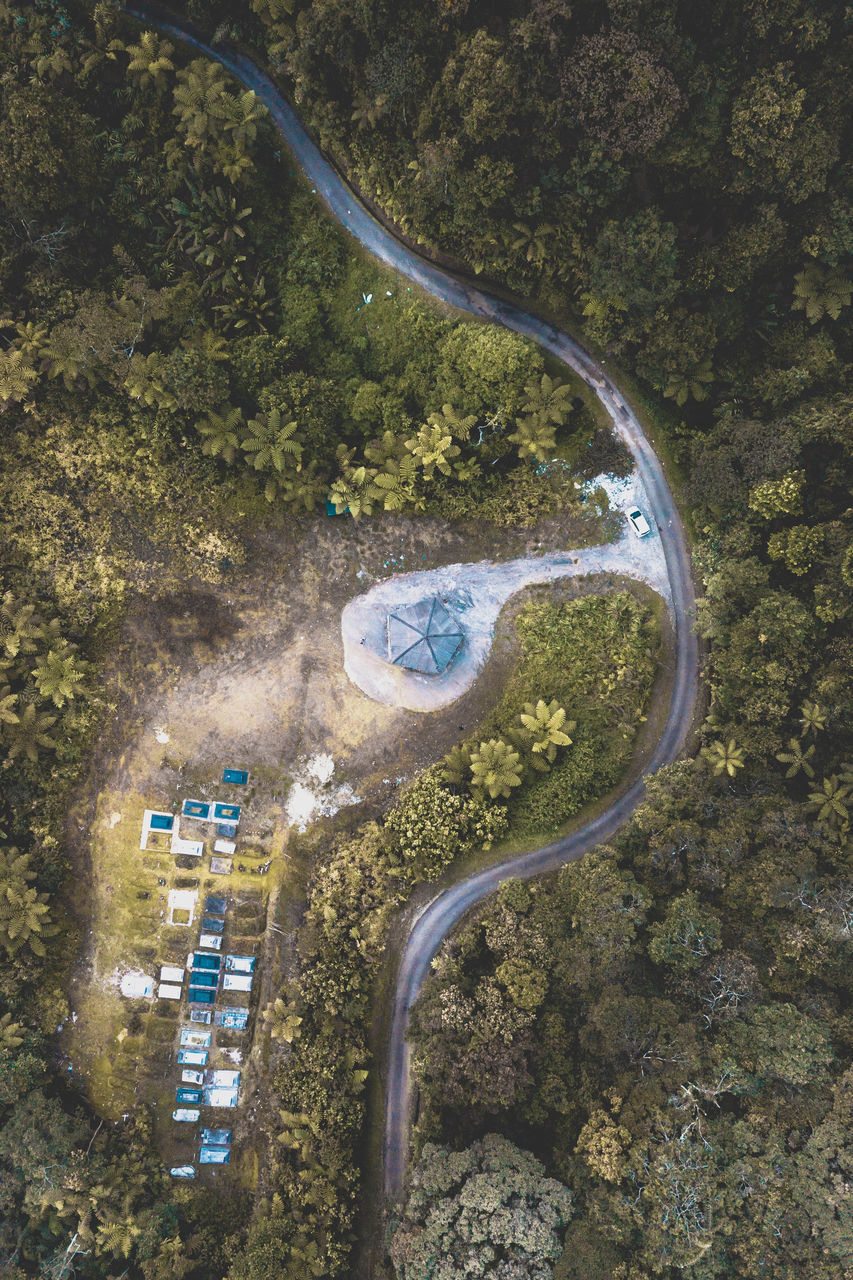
(222, 769, 248, 785)
(213, 803, 241, 821)
(176, 1088, 202, 1104)
(199, 1146, 230, 1164)
(201, 1128, 232, 1145)
(182, 800, 211, 819)
(187, 989, 216, 1005)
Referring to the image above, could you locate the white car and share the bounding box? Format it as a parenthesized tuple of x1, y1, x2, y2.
(627, 507, 651, 538)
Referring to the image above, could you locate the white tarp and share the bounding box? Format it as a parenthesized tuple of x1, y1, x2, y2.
(203, 1087, 239, 1108)
(206, 1069, 240, 1088)
(119, 971, 154, 999)
(171, 834, 204, 858)
(223, 974, 252, 992)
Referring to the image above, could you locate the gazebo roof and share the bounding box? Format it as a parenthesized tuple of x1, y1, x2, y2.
(386, 597, 464, 675)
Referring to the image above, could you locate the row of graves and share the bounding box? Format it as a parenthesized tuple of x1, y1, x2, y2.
(140, 768, 249, 877)
(167, 892, 258, 1178)
(135, 769, 259, 1178)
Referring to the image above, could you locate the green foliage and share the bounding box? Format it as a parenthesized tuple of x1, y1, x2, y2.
(126, 31, 176, 92)
(748, 469, 806, 519)
(767, 522, 825, 576)
(662, 358, 714, 407)
(0, 349, 37, 408)
(0, 848, 55, 958)
(429, 462, 579, 529)
(792, 263, 852, 323)
(478, 595, 656, 834)
(807, 775, 850, 834)
(725, 1002, 833, 1087)
(775, 736, 815, 779)
(519, 699, 575, 767)
(2, 0, 853, 1274)
(470, 738, 525, 799)
(0, 82, 98, 217)
(410, 766, 853, 1278)
(647, 891, 722, 973)
(385, 765, 508, 879)
(391, 1135, 573, 1280)
(700, 738, 746, 777)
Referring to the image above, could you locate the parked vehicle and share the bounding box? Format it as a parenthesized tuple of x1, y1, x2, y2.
(627, 507, 651, 538)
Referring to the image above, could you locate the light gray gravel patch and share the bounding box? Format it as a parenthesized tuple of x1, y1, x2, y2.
(342, 474, 670, 712)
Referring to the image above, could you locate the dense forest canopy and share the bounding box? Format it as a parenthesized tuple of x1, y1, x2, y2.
(0, 0, 852, 1277)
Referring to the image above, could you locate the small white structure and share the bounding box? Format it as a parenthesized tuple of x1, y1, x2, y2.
(223, 974, 253, 993)
(119, 972, 154, 999)
(204, 1087, 239, 1108)
(177, 1049, 208, 1066)
(213, 839, 236, 855)
(170, 1165, 195, 1178)
(157, 983, 183, 1001)
(181, 1069, 204, 1085)
(179, 1029, 211, 1048)
(206, 1069, 240, 1088)
(160, 965, 185, 984)
(167, 889, 198, 927)
(225, 955, 256, 973)
(172, 1109, 200, 1123)
(199, 933, 222, 950)
(171, 831, 205, 858)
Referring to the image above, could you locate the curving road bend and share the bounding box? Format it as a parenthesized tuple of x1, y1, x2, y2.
(123, 2, 700, 1202)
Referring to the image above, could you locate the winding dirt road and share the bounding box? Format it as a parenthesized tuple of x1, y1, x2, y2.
(123, 1, 700, 1203)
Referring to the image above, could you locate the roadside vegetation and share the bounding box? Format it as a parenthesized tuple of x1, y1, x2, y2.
(469, 592, 658, 835)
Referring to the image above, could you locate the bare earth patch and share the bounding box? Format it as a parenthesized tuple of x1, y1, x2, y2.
(62, 497, 627, 1167)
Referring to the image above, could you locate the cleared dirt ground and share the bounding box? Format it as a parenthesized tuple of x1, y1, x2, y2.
(61, 500, 611, 1175)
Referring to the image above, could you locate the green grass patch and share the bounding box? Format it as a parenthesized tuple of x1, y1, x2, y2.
(477, 591, 658, 836)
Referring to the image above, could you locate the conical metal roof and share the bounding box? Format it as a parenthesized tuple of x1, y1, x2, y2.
(386, 597, 464, 675)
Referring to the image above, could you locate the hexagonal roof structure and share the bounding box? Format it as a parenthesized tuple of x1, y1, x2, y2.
(386, 597, 464, 675)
